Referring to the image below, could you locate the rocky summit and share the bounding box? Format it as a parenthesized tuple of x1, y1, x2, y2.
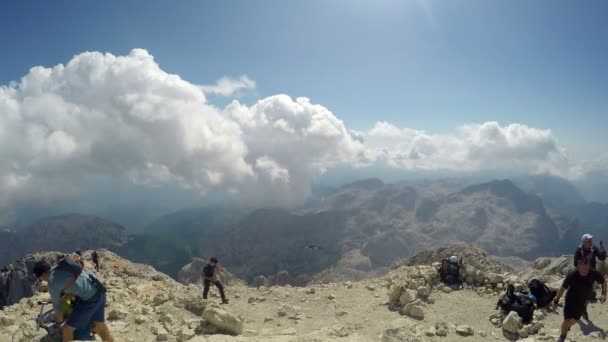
(2, 247, 608, 342)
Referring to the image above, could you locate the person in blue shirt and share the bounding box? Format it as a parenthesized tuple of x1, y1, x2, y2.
(202, 257, 229, 304)
(34, 260, 114, 342)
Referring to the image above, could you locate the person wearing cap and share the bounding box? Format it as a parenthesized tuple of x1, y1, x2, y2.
(33, 260, 114, 342)
(574, 234, 606, 271)
(573, 234, 606, 320)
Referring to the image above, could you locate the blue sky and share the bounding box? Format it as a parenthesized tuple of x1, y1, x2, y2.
(1, 0, 607, 159)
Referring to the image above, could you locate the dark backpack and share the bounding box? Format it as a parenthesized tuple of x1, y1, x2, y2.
(528, 279, 556, 309)
(496, 284, 535, 324)
(55, 255, 106, 293)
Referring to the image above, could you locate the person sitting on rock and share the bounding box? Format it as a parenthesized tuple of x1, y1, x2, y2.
(438, 256, 461, 288)
(202, 257, 229, 304)
(33, 260, 114, 342)
(553, 259, 607, 342)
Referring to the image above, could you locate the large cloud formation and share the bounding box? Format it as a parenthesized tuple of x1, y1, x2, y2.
(365, 121, 576, 177)
(0, 49, 363, 209)
(0, 49, 579, 212)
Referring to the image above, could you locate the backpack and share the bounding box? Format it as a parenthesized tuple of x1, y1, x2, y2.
(55, 255, 107, 293)
(528, 279, 556, 309)
(496, 284, 535, 323)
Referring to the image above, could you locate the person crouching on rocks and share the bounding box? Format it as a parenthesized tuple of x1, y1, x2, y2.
(438, 255, 462, 289)
(553, 259, 607, 342)
(202, 257, 229, 304)
(33, 259, 114, 342)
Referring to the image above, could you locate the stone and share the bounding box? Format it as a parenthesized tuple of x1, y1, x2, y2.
(456, 325, 474, 336)
(502, 311, 523, 334)
(156, 333, 169, 341)
(134, 315, 148, 324)
(0, 313, 15, 327)
(442, 286, 452, 293)
(177, 327, 195, 342)
(426, 327, 436, 336)
(399, 289, 418, 305)
(381, 327, 425, 342)
(202, 306, 244, 335)
(367, 284, 376, 291)
(435, 321, 448, 330)
(388, 284, 404, 304)
(436, 327, 448, 337)
(185, 299, 207, 316)
(486, 272, 504, 284)
(519, 327, 529, 338)
(305, 287, 316, 294)
(280, 327, 297, 335)
(327, 294, 336, 300)
(158, 313, 174, 324)
(107, 308, 128, 321)
(417, 286, 430, 299)
(400, 299, 423, 316)
(407, 305, 425, 320)
(427, 296, 436, 304)
(331, 325, 350, 337)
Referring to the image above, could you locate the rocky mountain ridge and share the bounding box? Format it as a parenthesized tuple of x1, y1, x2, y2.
(2, 245, 608, 342)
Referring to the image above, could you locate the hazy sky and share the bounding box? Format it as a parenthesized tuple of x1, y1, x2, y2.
(1, 0, 607, 216)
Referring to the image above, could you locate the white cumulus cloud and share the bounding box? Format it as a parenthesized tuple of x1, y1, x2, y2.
(0, 50, 364, 210)
(365, 121, 579, 178)
(200, 75, 256, 96)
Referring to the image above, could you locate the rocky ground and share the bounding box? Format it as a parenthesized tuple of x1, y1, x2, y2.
(1, 248, 608, 342)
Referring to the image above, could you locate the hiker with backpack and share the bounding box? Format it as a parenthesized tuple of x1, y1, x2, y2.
(33, 257, 114, 342)
(552, 259, 607, 342)
(202, 257, 229, 304)
(438, 255, 462, 288)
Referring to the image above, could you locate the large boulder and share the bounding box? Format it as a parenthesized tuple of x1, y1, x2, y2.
(201, 305, 244, 335)
(1, 252, 63, 309)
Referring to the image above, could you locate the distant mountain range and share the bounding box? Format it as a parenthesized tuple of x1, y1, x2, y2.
(1, 175, 606, 284)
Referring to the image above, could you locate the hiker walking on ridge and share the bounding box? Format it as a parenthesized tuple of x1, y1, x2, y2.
(573, 234, 606, 317)
(553, 259, 607, 342)
(33, 257, 114, 342)
(92, 250, 101, 271)
(202, 257, 229, 304)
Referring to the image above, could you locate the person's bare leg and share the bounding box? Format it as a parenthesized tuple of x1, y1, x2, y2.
(61, 324, 75, 342)
(92, 322, 114, 342)
(560, 319, 577, 341)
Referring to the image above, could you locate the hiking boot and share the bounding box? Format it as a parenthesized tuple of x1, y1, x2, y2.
(556, 335, 566, 342)
(221, 299, 229, 304)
